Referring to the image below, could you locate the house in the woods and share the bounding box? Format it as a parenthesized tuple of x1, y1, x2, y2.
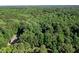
(8, 35, 18, 45)
(8, 26, 25, 46)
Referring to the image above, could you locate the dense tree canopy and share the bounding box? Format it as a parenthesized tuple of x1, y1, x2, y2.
(0, 7, 79, 53)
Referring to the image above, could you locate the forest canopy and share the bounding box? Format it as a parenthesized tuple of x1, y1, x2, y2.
(0, 7, 79, 53)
